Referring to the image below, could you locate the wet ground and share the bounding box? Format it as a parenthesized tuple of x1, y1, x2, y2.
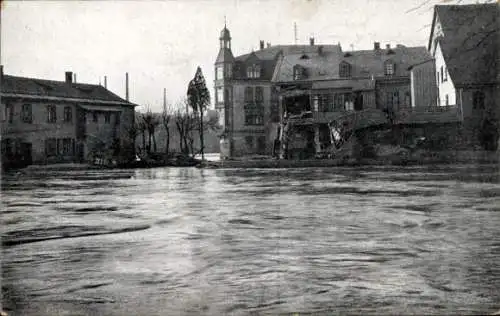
(1, 164, 500, 315)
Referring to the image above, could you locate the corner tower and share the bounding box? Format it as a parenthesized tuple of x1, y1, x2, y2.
(214, 23, 235, 159)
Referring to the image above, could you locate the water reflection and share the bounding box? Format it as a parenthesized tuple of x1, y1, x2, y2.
(2, 164, 500, 315)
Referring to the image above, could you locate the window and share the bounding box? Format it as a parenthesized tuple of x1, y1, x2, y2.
(105, 112, 111, 123)
(246, 64, 261, 78)
(47, 105, 57, 123)
(62, 138, 73, 155)
(245, 136, 254, 149)
(384, 62, 394, 76)
(226, 64, 233, 79)
(255, 86, 264, 104)
(254, 65, 261, 78)
(339, 62, 351, 78)
(244, 87, 254, 102)
(387, 91, 400, 108)
(293, 65, 306, 80)
(93, 112, 98, 122)
(443, 67, 448, 82)
(445, 94, 449, 106)
(244, 104, 264, 125)
(216, 66, 224, 80)
(440, 66, 444, 83)
(436, 71, 440, 85)
(312, 95, 319, 111)
(334, 94, 345, 111)
(257, 136, 266, 154)
(318, 94, 333, 112)
(21, 104, 32, 123)
(215, 87, 223, 104)
(116, 113, 121, 125)
(45, 138, 57, 156)
(64, 106, 72, 123)
(7, 104, 13, 123)
(473, 91, 485, 109)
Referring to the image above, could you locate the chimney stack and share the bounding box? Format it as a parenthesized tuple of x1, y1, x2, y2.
(65, 71, 73, 84)
(386, 44, 391, 49)
(0, 65, 3, 80)
(73, 73, 77, 83)
(259, 40, 264, 50)
(267, 42, 271, 48)
(374, 42, 380, 50)
(317, 45, 324, 55)
(310, 37, 315, 46)
(104, 76, 107, 89)
(125, 72, 129, 101)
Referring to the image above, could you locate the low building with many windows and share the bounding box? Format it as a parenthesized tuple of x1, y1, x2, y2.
(0, 68, 137, 168)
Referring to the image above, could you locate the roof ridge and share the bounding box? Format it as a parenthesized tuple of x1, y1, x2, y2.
(4, 74, 101, 88)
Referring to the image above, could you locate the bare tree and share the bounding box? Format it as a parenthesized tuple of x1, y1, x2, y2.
(174, 99, 198, 156)
(135, 112, 147, 155)
(142, 108, 161, 154)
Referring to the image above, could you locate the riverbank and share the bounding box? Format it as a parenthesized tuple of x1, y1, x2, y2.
(199, 150, 499, 169)
(2, 150, 498, 173)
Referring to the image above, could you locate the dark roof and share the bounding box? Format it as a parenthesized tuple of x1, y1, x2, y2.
(232, 44, 341, 81)
(215, 48, 235, 64)
(1, 74, 134, 105)
(433, 3, 499, 85)
(272, 45, 431, 83)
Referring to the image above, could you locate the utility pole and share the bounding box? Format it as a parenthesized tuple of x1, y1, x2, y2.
(294, 22, 298, 45)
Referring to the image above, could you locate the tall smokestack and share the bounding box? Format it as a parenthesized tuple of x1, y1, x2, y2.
(163, 88, 166, 113)
(73, 73, 77, 83)
(125, 72, 129, 101)
(104, 76, 107, 89)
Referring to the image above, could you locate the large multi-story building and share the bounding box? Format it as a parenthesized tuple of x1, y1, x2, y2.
(0, 68, 137, 168)
(214, 25, 436, 159)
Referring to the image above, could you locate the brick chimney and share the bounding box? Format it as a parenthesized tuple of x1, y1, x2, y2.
(259, 40, 264, 50)
(125, 72, 129, 101)
(310, 37, 315, 46)
(65, 71, 73, 84)
(374, 42, 380, 50)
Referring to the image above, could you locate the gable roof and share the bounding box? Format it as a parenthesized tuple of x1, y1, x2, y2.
(272, 45, 431, 83)
(432, 3, 499, 86)
(1, 74, 135, 106)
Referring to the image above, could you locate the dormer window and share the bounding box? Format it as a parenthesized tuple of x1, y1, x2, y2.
(247, 64, 261, 79)
(339, 61, 351, 78)
(293, 65, 306, 80)
(384, 61, 394, 76)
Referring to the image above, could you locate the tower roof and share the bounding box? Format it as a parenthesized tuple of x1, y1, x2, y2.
(220, 27, 231, 41)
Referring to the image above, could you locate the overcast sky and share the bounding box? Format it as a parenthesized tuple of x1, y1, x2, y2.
(1, 0, 481, 112)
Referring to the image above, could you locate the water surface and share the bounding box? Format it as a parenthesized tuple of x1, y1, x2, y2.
(2, 164, 500, 315)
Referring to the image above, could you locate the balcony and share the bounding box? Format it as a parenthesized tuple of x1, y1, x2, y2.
(395, 105, 461, 124)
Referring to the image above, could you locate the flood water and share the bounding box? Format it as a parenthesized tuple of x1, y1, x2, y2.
(1, 164, 500, 315)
